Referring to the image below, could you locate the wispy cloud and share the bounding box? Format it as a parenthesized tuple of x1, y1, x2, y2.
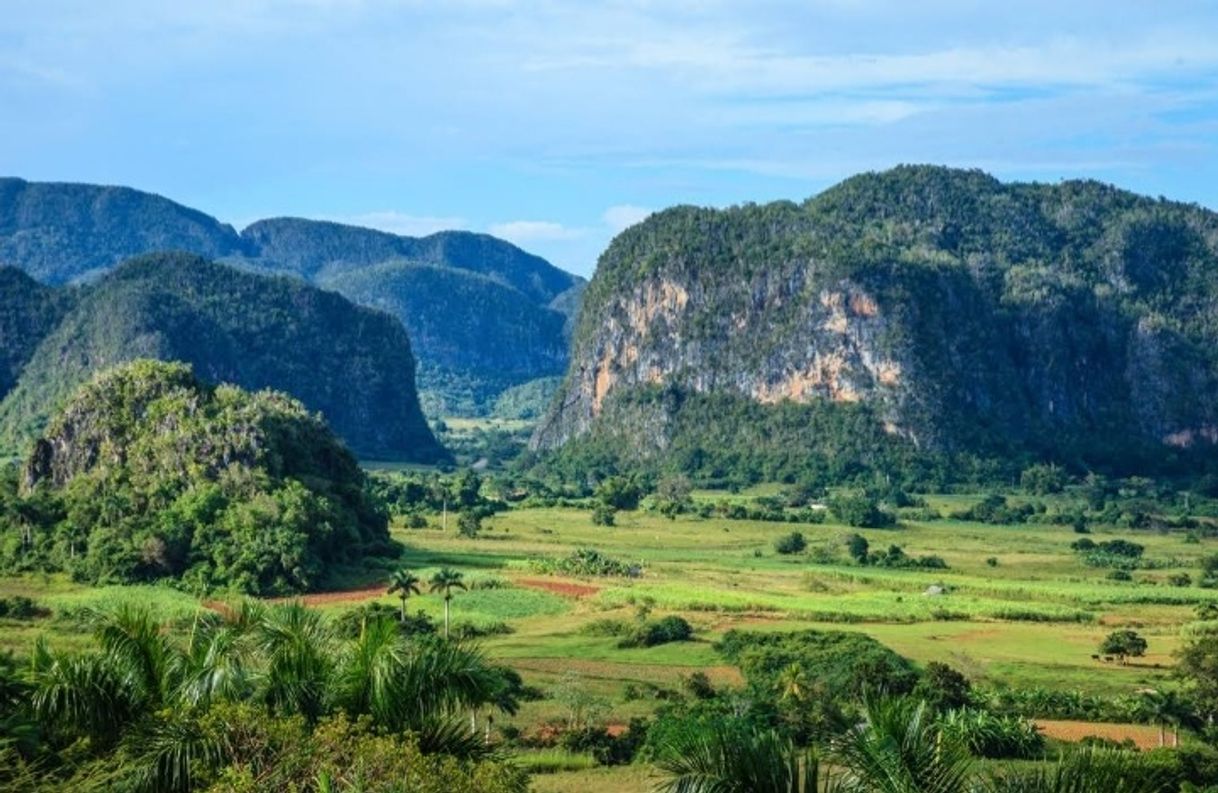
(337, 211, 468, 237)
(602, 204, 652, 232)
(488, 220, 586, 244)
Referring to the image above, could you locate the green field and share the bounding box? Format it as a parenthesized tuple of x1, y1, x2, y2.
(5, 491, 1215, 790)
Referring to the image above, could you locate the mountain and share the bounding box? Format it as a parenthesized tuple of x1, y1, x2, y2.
(14, 360, 390, 594)
(0, 177, 246, 283)
(532, 165, 1218, 483)
(0, 252, 445, 462)
(0, 267, 75, 395)
(314, 260, 568, 414)
(0, 179, 582, 413)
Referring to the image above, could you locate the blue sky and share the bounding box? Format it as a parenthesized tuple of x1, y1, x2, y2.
(3, 1, 1218, 277)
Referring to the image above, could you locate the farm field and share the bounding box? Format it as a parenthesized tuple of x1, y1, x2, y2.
(4, 491, 1216, 790)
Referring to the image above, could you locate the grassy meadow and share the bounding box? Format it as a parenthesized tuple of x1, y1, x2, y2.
(4, 485, 1215, 789)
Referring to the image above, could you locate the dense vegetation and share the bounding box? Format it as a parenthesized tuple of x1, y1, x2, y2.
(0, 602, 528, 792)
(0, 360, 392, 594)
(0, 267, 74, 395)
(0, 177, 246, 284)
(317, 262, 568, 415)
(536, 165, 1218, 486)
(0, 253, 444, 461)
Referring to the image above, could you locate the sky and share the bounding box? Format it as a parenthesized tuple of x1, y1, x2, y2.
(3, 1, 1218, 278)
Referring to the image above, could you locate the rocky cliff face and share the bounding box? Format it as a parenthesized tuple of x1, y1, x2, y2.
(533, 166, 1218, 469)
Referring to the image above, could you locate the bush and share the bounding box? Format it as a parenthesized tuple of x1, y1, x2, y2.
(332, 603, 436, 638)
(845, 533, 870, 564)
(773, 531, 807, 555)
(404, 514, 428, 529)
(913, 661, 972, 711)
(619, 615, 694, 648)
(0, 595, 46, 620)
(952, 494, 1035, 525)
(457, 510, 482, 538)
(591, 503, 617, 526)
(830, 494, 896, 528)
(531, 548, 639, 577)
(1021, 463, 1067, 495)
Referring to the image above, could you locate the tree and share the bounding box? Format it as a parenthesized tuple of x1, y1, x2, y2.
(654, 720, 820, 793)
(830, 494, 895, 528)
(1099, 630, 1147, 664)
(846, 533, 870, 564)
(387, 569, 422, 622)
(912, 662, 972, 712)
(1134, 689, 1187, 747)
(594, 475, 643, 510)
(457, 511, 481, 538)
(1020, 463, 1067, 495)
(1176, 632, 1218, 723)
(654, 475, 693, 519)
(430, 567, 467, 639)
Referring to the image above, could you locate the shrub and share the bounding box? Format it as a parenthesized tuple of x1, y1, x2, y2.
(939, 707, 1045, 759)
(682, 671, 716, 699)
(591, 503, 617, 526)
(845, 533, 870, 564)
(0, 595, 47, 620)
(1021, 463, 1067, 495)
(457, 510, 481, 538)
(773, 531, 807, 555)
(913, 661, 972, 711)
(595, 475, 644, 510)
(332, 603, 436, 638)
(531, 548, 638, 577)
(830, 494, 896, 528)
(619, 615, 694, 648)
(404, 513, 428, 529)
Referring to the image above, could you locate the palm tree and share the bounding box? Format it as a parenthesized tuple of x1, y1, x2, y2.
(654, 720, 821, 793)
(833, 698, 974, 793)
(1134, 689, 1187, 748)
(387, 569, 422, 622)
(429, 567, 466, 639)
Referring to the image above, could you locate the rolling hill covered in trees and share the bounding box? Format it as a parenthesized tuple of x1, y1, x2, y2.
(0, 177, 582, 413)
(533, 165, 1218, 486)
(0, 253, 445, 462)
(7, 359, 392, 594)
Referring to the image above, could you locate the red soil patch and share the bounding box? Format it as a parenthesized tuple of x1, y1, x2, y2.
(516, 578, 600, 598)
(1035, 719, 1166, 751)
(270, 585, 386, 607)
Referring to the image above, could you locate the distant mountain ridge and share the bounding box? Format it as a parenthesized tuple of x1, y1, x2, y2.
(0, 177, 583, 413)
(0, 253, 445, 462)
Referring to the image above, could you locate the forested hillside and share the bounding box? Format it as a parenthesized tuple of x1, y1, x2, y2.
(0, 179, 581, 413)
(0, 177, 246, 283)
(534, 165, 1218, 485)
(0, 253, 445, 462)
(5, 360, 391, 593)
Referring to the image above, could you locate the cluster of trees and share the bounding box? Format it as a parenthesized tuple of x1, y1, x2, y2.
(0, 602, 529, 792)
(640, 627, 1218, 792)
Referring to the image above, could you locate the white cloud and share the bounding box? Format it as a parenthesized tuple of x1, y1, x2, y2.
(336, 211, 468, 237)
(602, 204, 652, 232)
(488, 220, 585, 243)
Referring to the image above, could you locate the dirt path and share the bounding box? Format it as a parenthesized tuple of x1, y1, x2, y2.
(516, 577, 601, 598)
(269, 584, 386, 606)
